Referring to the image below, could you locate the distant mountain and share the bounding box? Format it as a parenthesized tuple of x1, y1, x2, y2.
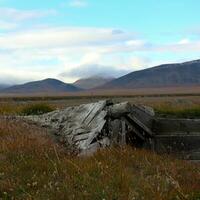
(0, 84, 9, 90)
(100, 59, 200, 89)
(73, 76, 115, 89)
(1, 78, 82, 93)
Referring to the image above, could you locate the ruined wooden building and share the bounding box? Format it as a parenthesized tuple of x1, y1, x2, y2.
(27, 100, 200, 160)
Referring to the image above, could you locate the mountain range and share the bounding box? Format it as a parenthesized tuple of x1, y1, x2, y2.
(0, 59, 200, 94)
(100, 59, 200, 89)
(73, 76, 114, 89)
(0, 78, 81, 94)
(0, 84, 9, 90)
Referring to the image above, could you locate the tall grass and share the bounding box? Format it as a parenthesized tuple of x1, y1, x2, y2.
(0, 118, 199, 200)
(20, 103, 54, 115)
(0, 102, 55, 116)
(1, 96, 200, 118)
(154, 104, 200, 118)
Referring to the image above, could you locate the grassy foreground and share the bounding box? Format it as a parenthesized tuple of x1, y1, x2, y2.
(0, 118, 199, 200)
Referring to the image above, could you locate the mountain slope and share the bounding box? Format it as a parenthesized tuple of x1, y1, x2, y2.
(1, 78, 81, 93)
(73, 76, 114, 89)
(0, 84, 9, 90)
(100, 60, 200, 89)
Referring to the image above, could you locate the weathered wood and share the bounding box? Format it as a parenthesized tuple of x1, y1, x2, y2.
(25, 101, 108, 153)
(131, 104, 155, 129)
(111, 119, 121, 145)
(124, 117, 145, 140)
(121, 120, 126, 145)
(24, 99, 200, 159)
(108, 102, 131, 118)
(153, 118, 200, 134)
(127, 114, 154, 137)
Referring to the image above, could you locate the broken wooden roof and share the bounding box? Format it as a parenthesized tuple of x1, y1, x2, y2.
(25, 100, 200, 159)
(26, 101, 109, 154)
(26, 100, 154, 154)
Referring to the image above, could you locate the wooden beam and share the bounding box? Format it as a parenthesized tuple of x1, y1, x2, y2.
(127, 114, 154, 137)
(108, 102, 132, 118)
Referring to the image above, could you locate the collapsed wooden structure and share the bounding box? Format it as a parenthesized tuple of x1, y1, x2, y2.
(26, 100, 200, 159)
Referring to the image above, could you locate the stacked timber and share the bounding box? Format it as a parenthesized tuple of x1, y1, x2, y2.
(26, 100, 155, 155)
(25, 100, 200, 159)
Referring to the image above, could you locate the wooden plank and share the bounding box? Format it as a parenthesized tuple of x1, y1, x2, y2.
(108, 102, 131, 118)
(84, 101, 106, 125)
(121, 120, 126, 145)
(127, 114, 154, 137)
(111, 119, 121, 145)
(154, 118, 200, 134)
(73, 132, 91, 142)
(124, 117, 145, 140)
(86, 119, 107, 147)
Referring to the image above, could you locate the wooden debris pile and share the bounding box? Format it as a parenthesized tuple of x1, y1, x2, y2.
(26, 100, 155, 155)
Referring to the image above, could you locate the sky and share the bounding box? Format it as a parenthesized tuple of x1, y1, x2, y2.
(0, 0, 200, 84)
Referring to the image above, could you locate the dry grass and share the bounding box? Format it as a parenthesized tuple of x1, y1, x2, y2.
(0, 102, 55, 116)
(1, 95, 200, 118)
(0, 118, 199, 200)
(0, 86, 200, 97)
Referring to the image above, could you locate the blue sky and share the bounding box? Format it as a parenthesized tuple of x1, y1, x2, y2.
(0, 0, 200, 84)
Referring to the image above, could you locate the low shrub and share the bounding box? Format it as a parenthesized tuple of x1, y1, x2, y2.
(20, 103, 54, 116)
(155, 105, 200, 118)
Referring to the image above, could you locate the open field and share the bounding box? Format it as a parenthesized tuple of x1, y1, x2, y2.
(0, 93, 200, 199)
(0, 118, 200, 200)
(0, 93, 200, 118)
(0, 86, 200, 98)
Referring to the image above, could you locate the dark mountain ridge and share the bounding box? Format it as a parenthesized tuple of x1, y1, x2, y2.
(0, 84, 9, 90)
(73, 76, 114, 89)
(1, 78, 81, 93)
(100, 59, 200, 89)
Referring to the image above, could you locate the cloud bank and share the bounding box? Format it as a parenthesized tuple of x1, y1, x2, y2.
(0, 6, 200, 84)
(59, 64, 131, 79)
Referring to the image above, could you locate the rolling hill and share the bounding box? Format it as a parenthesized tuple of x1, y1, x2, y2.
(100, 59, 200, 89)
(0, 78, 81, 94)
(73, 76, 114, 89)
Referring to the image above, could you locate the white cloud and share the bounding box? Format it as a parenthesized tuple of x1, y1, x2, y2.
(69, 0, 88, 8)
(0, 27, 138, 50)
(0, 23, 199, 84)
(154, 40, 200, 53)
(129, 57, 152, 70)
(0, 26, 145, 83)
(0, 20, 18, 30)
(178, 38, 190, 45)
(0, 7, 57, 21)
(80, 52, 102, 65)
(59, 64, 130, 79)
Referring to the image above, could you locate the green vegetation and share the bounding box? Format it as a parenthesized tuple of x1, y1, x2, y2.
(1, 95, 200, 118)
(20, 103, 55, 116)
(156, 107, 200, 118)
(155, 105, 200, 118)
(0, 118, 199, 200)
(0, 102, 55, 115)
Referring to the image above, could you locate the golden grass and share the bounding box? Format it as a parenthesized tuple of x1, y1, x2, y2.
(0, 102, 55, 115)
(1, 95, 200, 118)
(0, 118, 199, 200)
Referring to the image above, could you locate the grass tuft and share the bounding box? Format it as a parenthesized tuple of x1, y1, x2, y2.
(155, 104, 200, 118)
(20, 103, 54, 116)
(0, 118, 199, 200)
